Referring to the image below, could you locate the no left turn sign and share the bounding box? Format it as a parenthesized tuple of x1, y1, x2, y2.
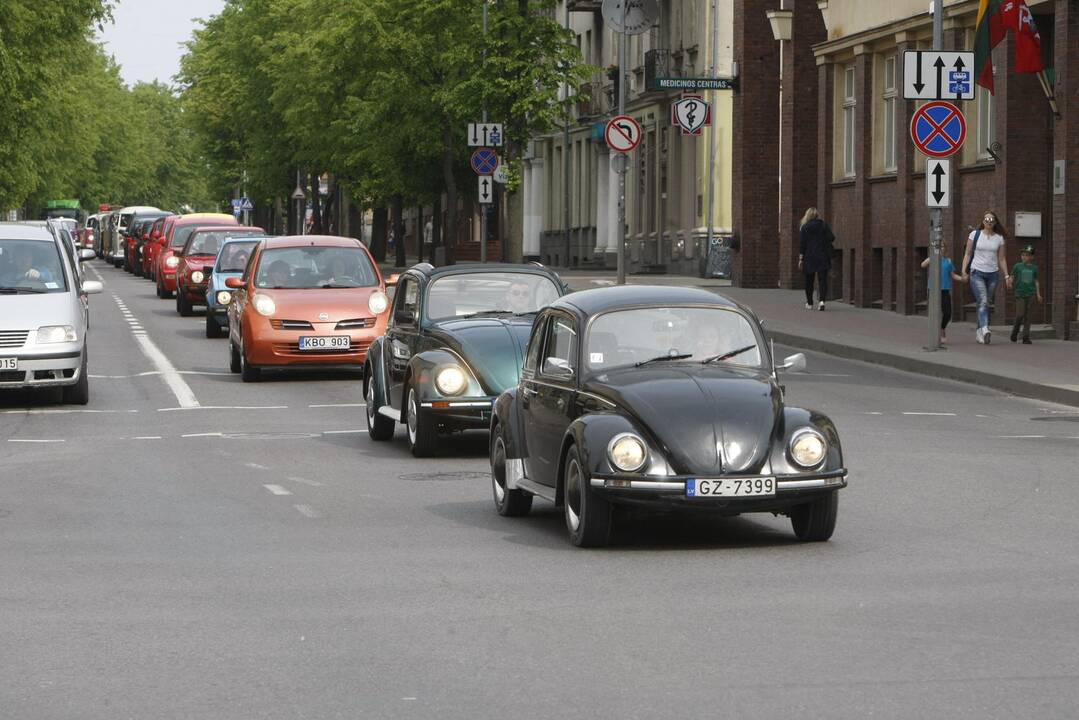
(605, 115, 641, 153)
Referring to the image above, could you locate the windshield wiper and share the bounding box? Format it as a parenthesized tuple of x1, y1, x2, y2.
(635, 353, 693, 367)
(0, 286, 47, 294)
(702, 344, 757, 364)
(319, 283, 358, 289)
(460, 309, 514, 318)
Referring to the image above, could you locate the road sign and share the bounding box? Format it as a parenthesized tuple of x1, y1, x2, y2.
(910, 101, 966, 158)
(291, 186, 306, 200)
(605, 114, 641, 153)
(478, 176, 493, 204)
(492, 165, 509, 184)
(601, 0, 659, 35)
(926, 159, 951, 208)
(470, 148, 499, 175)
(903, 51, 975, 101)
(239, 197, 254, 212)
(656, 77, 738, 91)
(468, 123, 503, 147)
(671, 94, 711, 136)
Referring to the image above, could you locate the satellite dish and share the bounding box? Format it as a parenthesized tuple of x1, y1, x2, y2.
(601, 0, 659, 36)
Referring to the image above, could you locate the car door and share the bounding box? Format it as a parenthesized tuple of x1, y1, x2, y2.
(384, 274, 420, 411)
(229, 244, 258, 343)
(521, 311, 578, 489)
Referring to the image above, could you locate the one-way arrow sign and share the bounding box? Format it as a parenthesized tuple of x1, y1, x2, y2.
(926, 159, 951, 208)
(478, 176, 493, 204)
(468, 122, 504, 147)
(904, 51, 975, 101)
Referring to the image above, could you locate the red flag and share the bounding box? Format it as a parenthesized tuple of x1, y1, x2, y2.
(1002, 0, 1045, 74)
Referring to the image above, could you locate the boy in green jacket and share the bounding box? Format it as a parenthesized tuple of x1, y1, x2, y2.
(1009, 245, 1042, 344)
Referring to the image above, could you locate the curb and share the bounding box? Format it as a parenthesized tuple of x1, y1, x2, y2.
(767, 329, 1079, 409)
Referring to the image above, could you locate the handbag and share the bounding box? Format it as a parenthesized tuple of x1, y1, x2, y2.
(964, 229, 981, 275)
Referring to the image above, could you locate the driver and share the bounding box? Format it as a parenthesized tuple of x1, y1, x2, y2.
(505, 280, 533, 314)
(323, 256, 356, 285)
(1, 246, 54, 284)
(266, 260, 291, 288)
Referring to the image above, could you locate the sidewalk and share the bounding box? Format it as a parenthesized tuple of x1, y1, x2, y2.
(561, 273, 1079, 408)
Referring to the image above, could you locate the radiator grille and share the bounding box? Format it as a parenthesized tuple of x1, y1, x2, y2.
(0, 330, 29, 348)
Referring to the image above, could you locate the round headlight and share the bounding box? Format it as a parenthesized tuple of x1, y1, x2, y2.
(368, 290, 389, 315)
(789, 429, 827, 468)
(253, 294, 276, 317)
(165, 256, 180, 268)
(191, 270, 205, 284)
(216, 291, 232, 305)
(435, 366, 467, 396)
(608, 433, 647, 473)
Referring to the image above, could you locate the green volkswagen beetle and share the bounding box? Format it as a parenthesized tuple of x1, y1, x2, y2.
(364, 262, 566, 457)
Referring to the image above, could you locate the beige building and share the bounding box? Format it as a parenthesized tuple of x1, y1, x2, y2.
(521, 0, 736, 275)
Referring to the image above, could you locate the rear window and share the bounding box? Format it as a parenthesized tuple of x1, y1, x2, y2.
(0, 239, 69, 293)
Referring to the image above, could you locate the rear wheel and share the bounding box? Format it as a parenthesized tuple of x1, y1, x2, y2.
(62, 350, 89, 406)
(790, 490, 838, 542)
(205, 314, 222, 338)
(491, 424, 532, 517)
(405, 386, 437, 457)
(563, 444, 611, 547)
(365, 375, 395, 441)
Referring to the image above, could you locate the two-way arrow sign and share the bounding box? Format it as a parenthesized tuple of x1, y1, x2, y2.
(926, 159, 950, 208)
(478, 176, 493, 204)
(904, 51, 975, 101)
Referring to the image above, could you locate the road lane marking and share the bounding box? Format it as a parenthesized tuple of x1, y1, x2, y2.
(181, 432, 223, 438)
(263, 484, 292, 496)
(7, 439, 65, 443)
(322, 429, 364, 435)
(902, 412, 957, 416)
(3, 408, 130, 414)
(995, 435, 1047, 439)
(157, 405, 288, 412)
(287, 476, 323, 487)
(293, 504, 322, 518)
(133, 436, 162, 440)
(134, 334, 200, 409)
(245, 462, 269, 470)
(858, 411, 884, 416)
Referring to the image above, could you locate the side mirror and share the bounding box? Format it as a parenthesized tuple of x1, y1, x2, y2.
(202, 265, 215, 275)
(778, 353, 806, 373)
(82, 280, 103, 295)
(225, 277, 245, 289)
(394, 308, 415, 325)
(543, 357, 574, 379)
(78, 248, 96, 261)
(386, 273, 400, 287)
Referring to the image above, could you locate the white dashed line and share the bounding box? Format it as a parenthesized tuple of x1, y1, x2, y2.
(133, 436, 162, 440)
(2, 408, 131, 414)
(293, 504, 322, 518)
(181, 432, 223, 438)
(158, 405, 288, 412)
(263, 484, 292, 496)
(322, 429, 364, 435)
(7, 439, 65, 443)
(858, 411, 884, 416)
(995, 435, 1047, 439)
(245, 462, 269, 470)
(309, 403, 367, 408)
(902, 412, 957, 417)
(111, 293, 200, 409)
(287, 476, 323, 487)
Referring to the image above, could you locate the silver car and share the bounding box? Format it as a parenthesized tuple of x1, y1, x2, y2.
(0, 222, 103, 404)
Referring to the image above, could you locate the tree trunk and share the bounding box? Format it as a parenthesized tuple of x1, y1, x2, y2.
(309, 171, 323, 234)
(371, 205, 388, 262)
(430, 196, 442, 265)
(441, 119, 458, 265)
(392, 194, 406, 268)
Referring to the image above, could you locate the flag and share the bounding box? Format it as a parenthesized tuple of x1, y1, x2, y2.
(1004, 0, 1045, 74)
(974, 0, 1008, 92)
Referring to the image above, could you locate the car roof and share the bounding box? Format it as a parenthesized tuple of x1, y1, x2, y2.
(172, 213, 236, 225)
(260, 235, 364, 250)
(409, 262, 560, 279)
(189, 225, 262, 234)
(220, 236, 263, 246)
(0, 223, 55, 241)
(118, 206, 162, 213)
(554, 285, 740, 316)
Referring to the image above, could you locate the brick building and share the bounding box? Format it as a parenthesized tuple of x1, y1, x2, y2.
(732, 0, 1079, 340)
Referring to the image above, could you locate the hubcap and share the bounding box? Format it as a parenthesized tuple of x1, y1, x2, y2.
(366, 381, 376, 424)
(565, 458, 582, 532)
(407, 390, 418, 444)
(492, 436, 507, 503)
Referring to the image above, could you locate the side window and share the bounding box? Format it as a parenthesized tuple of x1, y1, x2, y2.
(540, 314, 577, 378)
(242, 248, 259, 282)
(523, 315, 548, 375)
(392, 277, 419, 326)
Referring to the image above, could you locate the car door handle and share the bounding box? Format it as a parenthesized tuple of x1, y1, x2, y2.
(521, 386, 538, 396)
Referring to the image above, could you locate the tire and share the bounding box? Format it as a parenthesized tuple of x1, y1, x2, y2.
(62, 350, 90, 406)
(563, 444, 611, 547)
(790, 490, 838, 542)
(240, 336, 260, 382)
(405, 386, 438, 457)
(177, 288, 193, 317)
(490, 424, 532, 517)
(205, 314, 222, 338)
(229, 340, 241, 373)
(156, 278, 165, 299)
(365, 374, 395, 441)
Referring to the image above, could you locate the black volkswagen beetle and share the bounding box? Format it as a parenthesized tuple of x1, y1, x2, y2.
(364, 262, 565, 456)
(488, 285, 848, 547)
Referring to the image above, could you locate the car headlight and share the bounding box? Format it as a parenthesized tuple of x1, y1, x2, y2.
(608, 433, 648, 473)
(191, 271, 205, 284)
(253, 294, 276, 317)
(435, 366, 467, 396)
(165, 256, 179, 268)
(368, 290, 389, 315)
(789, 429, 827, 468)
(216, 291, 232, 305)
(36, 325, 77, 344)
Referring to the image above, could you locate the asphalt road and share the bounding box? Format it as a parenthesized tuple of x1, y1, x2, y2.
(3, 261, 1079, 719)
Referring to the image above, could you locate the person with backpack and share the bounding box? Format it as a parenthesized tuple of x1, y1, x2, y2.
(798, 208, 836, 311)
(960, 210, 1011, 344)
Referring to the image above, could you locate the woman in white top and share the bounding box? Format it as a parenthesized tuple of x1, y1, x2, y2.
(960, 210, 1011, 344)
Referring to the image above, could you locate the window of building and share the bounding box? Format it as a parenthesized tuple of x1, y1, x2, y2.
(976, 86, 995, 161)
(843, 65, 856, 177)
(882, 56, 897, 172)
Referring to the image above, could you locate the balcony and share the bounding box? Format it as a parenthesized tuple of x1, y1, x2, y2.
(576, 82, 603, 118)
(567, 0, 603, 11)
(644, 49, 675, 93)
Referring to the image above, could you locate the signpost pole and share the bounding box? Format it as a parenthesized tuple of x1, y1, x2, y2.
(927, 1, 943, 351)
(616, 2, 627, 286)
(705, 0, 719, 273)
(480, 0, 489, 264)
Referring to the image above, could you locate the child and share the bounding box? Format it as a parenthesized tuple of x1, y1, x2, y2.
(920, 242, 964, 344)
(1009, 245, 1042, 344)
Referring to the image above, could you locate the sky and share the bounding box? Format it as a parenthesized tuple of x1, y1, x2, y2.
(97, 0, 227, 86)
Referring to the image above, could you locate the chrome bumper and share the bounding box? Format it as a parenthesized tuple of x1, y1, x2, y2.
(589, 471, 848, 493)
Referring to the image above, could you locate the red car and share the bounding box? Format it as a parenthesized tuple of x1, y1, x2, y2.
(155, 213, 238, 299)
(175, 225, 266, 316)
(142, 215, 175, 279)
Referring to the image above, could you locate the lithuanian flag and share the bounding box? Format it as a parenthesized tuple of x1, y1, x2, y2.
(973, 0, 1008, 92)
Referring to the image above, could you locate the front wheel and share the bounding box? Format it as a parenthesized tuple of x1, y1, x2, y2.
(62, 350, 90, 405)
(365, 375, 395, 441)
(205, 314, 222, 338)
(563, 444, 611, 547)
(790, 490, 838, 542)
(491, 424, 532, 517)
(405, 386, 438, 457)
(177, 288, 193, 317)
(240, 336, 260, 382)
(228, 339, 241, 373)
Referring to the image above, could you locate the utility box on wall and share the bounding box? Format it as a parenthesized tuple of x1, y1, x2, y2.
(1014, 212, 1042, 238)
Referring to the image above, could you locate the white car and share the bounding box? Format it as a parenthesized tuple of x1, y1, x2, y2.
(0, 222, 102, 404)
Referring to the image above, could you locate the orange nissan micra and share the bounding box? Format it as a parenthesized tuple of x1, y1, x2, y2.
(226, 236, 391, 381)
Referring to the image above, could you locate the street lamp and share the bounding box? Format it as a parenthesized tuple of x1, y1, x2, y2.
(768, 3, 792, 289)
(767, 7, 793, 42)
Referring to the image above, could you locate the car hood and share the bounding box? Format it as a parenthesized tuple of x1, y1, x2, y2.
(259, 287, 379, 321)
(427, 316, 534, 395)
(0, 292, 79, 332)
(182, 254, 216, 271)
(583, 365, 781, 475)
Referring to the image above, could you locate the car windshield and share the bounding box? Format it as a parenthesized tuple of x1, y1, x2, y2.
(254, 246, 377, 289)
(586, 306, 763, 371)
(0, 239, 68, 293)
(171, 225, 206, 248)
(215, 240, 260, 272)
(120, 213, 133, 229)
(185, 230, 254, 256)
(426, 272, 561, 321)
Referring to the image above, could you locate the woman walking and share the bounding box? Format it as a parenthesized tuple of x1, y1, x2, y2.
(798, 208, 835, 310)
(960, 210, 1011, 344)
(920, 240, 964, 344)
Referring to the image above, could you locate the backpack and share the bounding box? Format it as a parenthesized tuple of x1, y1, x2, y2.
(964, 229, 981, 275)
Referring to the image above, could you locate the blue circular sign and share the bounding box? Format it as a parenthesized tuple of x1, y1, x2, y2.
(910, 101, 966, 158)
(471, 148, 499, 175)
